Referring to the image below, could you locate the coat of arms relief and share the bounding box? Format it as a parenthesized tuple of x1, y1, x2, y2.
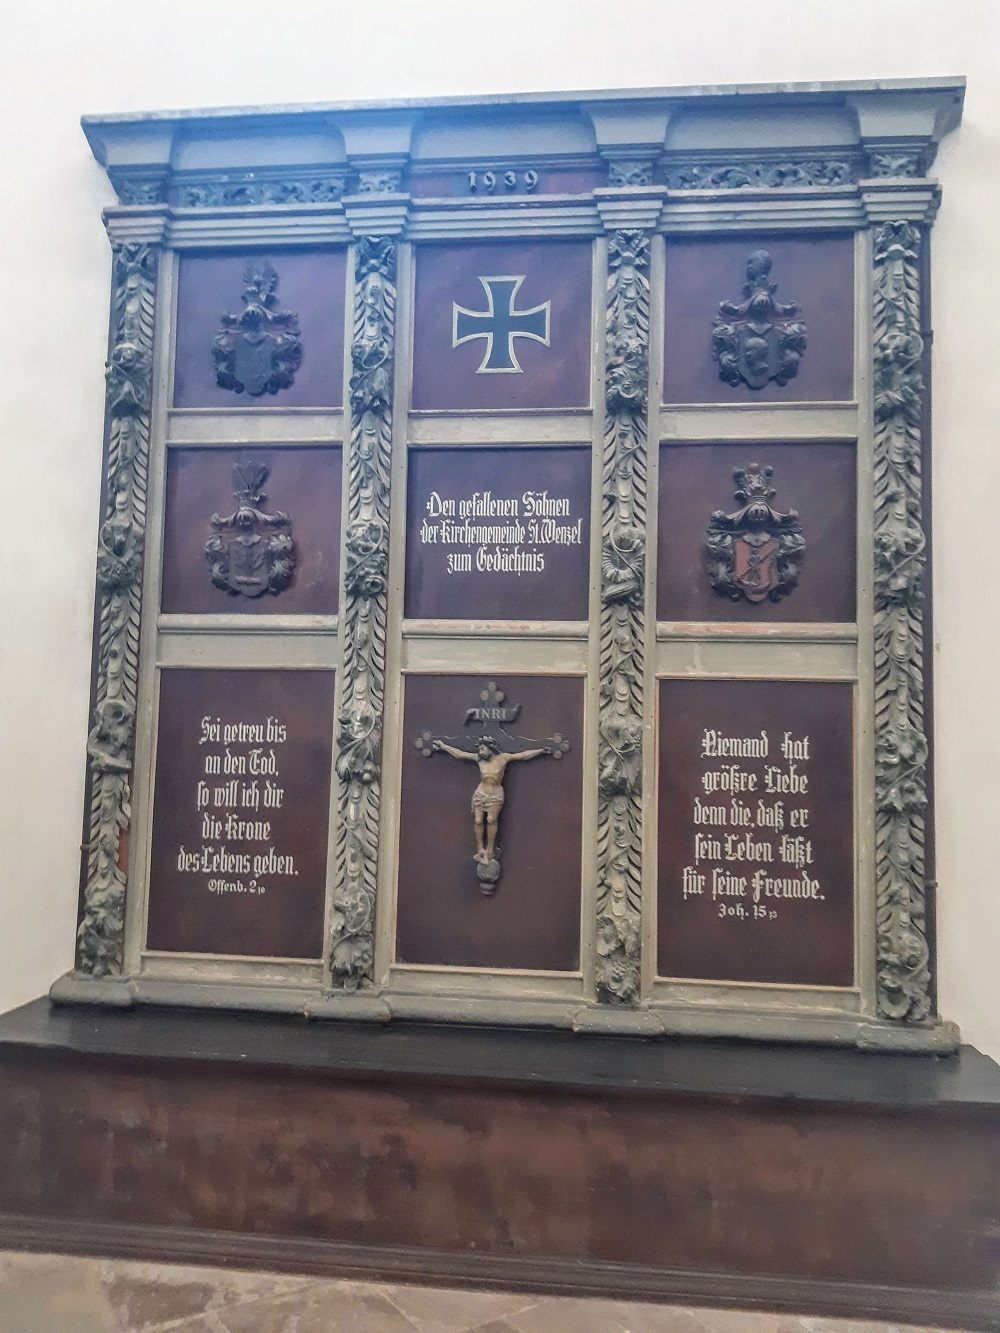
(205, 460, 297, 598)
(706, 464, 805, 604)
(212, 261, 302, 397)
(712, 250, 807, 390)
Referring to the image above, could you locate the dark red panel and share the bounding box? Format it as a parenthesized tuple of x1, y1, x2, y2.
(657, 679, 854, 986)
(663, 234, 855, 404)
(173, 250, 346, 409)
(412, 242, 592, 410)
(405, 446, 591, 621)
(396, 674, 583, 971)
(657, 442, 856, 623)
(161, 446, 341, 616)
(146, 668, 334, 959)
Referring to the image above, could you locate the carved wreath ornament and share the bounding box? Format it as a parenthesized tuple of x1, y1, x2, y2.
(712, 250, 807, 390)
(213, 261, 302, 396)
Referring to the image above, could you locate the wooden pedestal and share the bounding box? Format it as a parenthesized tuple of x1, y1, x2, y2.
(0, 998, 997, 1327)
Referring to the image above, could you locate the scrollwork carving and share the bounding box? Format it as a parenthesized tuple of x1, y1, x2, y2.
(176, 174, 346, 206)
(596, 229, 650, 1006)
(872, 221, 932, 1024)
(329, 236, 397, 991)
(667, 159, 854, 189)
(78, 243, 158, 977)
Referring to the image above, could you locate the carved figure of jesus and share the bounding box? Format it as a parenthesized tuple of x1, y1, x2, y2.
(431, 735, 551, 867)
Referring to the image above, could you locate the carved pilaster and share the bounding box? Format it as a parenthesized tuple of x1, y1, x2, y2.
(329, 236, 397, 990)
(872, 221, 932, 1023)
(77, 243, 158, 976)
(595, 230, 650, 1005)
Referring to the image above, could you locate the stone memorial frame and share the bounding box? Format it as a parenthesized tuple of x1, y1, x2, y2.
(54, 78, 965, 1051)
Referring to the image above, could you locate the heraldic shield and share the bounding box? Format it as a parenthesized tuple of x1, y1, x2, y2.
(205, 460, 296, 598)
(706, 464, 805, 604)
(712, 250, 807, 390)
(212, 261, 302, 397)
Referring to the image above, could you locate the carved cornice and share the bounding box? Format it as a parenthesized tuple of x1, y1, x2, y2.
(78, 243, 158, 976)
(596, 229, 650, 1006)
(665, 158, 857, 190)
(872, 220, 931, 1024)
(329, 236, 397, 990)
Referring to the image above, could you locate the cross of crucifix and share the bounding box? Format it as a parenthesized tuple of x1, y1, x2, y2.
(415, 681, 569, 893)
(452, 275, 551, 374)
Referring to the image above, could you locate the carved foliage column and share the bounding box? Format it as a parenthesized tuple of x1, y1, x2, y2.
(78, 243, 158, 975)
(872, 221, 932, 1022)
(330, 236, 397, 989)
(596, 230, 650, 1004)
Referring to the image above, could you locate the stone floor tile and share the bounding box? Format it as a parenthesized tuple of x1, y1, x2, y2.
(383, 1280, 539, 1331)
(0, 1249, 122, 1333)
(99, 1257, 315, 1327)
(191, 1286, 420, 1332)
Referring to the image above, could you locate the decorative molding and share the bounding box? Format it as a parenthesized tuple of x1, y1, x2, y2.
(867, 149, 925, 179)
(713, 250, 807, 391)
(174, 174, 346, 206)
(212, 262, 302, 397)
(706, 464, 804, 604)
(355, 169, 404, 195)
(608, 160, 655, 187)
(330, 236, 397, 990)
(205, 460, 296, 598)
(666, 159, 855, 190)
(110, 174, 167, 205)
(872, 221, 931, 1024)
(78, 243, 158, 976)
(596, 229, 650, 1006)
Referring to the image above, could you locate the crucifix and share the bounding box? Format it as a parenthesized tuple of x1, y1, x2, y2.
(415, 681, 569, 893)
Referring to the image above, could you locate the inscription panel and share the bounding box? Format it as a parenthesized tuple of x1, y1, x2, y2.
(396, 674, 583, 971)
(405, 446, 590, 621)
(657, 679, 854, 987)
(657, 442, 856, 623)
(161, 446, 341, 616)
(146, 669, 335, 959)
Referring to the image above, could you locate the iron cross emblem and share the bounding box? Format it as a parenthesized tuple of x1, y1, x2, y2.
(452, 275, 551, 373)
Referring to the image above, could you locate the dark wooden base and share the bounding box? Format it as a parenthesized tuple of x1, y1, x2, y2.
(1, 998, 998, 1328)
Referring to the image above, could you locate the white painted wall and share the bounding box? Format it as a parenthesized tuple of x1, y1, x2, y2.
(2, 0, 997, 1058)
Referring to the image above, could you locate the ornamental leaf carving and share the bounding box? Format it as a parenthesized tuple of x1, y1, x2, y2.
(78, 243, 158, 977)
(668, 159, 854, 189)
(329, 237, 397, 992)
(177, 175, 345, 206)
(596, 229, 650, 1007)
(872, 220, 932, 1024)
